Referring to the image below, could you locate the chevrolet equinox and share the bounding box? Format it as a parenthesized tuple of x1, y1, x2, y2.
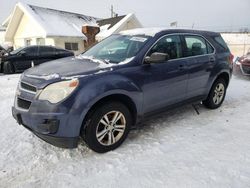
(12, 28, 233, 153)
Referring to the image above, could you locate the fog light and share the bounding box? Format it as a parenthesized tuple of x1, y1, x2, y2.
(37, 119, 59, 134)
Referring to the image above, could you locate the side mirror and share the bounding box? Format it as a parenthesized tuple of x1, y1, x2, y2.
(144, 52, 169, 64)
(19, 51, 26, 56)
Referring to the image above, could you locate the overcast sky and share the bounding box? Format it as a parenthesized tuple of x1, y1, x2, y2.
(0, 0, 249, 31)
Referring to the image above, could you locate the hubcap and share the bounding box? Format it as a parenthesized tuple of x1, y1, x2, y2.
(213, 83, 225, 105)
(96, 111, 126, 146)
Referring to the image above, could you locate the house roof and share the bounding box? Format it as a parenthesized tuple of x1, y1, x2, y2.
(0, 26, 6, 31)
(97, 15, 126, 30)
(96, 13, 142, 41)
(5, 2, 98, 40)
(28, 4, 98, 37)
(4, 2, 142, 42)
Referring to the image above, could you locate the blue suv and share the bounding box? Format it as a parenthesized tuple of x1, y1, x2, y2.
(12, 28, 233, 153)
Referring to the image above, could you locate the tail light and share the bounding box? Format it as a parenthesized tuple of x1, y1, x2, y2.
(228, 53, 234, 65)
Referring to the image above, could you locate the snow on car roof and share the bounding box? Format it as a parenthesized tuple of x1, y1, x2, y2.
(119, 27, 168, 37)
(120, 27, 218, 37)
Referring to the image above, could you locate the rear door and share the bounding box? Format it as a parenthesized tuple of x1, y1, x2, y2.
(182, 35, 215, 99)
(142, 35, 189, 113)
(37, 46, 56, 65)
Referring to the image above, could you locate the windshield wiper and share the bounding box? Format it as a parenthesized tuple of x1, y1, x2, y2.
(78, 55, 110, 65)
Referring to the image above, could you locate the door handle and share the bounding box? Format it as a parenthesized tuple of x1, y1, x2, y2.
(179, 64, 185, 70)
(209, 57, 215, 63)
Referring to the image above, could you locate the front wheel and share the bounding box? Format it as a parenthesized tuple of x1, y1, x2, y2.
(82, 102, 132, 153)
(203, 78, 227, 109)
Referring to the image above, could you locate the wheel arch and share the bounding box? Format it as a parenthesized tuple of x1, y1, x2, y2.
(215, 72, 230, 88)
(206, 70, 230, 98)
(80, 93, 138, 134)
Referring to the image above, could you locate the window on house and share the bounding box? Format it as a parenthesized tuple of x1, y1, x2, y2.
(25, 39, 31, 46)
(65, 42, 79, 51)
(36, 38, 45, 45)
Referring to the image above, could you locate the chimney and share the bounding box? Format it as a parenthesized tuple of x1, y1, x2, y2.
(82, 26, 100, 49)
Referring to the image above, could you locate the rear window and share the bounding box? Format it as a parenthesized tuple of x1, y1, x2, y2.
(213, 36, 229, 52)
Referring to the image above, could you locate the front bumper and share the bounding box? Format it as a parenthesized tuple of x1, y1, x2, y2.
(12, 106, 78, 148)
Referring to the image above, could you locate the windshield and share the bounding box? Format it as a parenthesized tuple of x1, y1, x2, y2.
(83, 35, 150, 64)
(10, 47, 26, 55)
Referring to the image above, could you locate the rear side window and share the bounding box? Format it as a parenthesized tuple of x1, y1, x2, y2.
(184, 36, 213, 57)
(213, 36, 229, 52)
(56, 49, 68, 55)
(39, 46, 55, 56)
(148, 35, 182, 60)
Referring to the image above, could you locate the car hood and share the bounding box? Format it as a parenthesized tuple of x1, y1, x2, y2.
(24, 56, 115, 79)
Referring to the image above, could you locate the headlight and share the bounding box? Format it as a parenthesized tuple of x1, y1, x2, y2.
(38, 79, 79, 104)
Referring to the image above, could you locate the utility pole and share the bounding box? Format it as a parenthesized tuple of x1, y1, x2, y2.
(192, 23, 195, 29)
(111, 5, 114, 18)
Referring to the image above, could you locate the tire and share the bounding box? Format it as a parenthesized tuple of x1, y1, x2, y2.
(82, 102, 132, 153)
(3, 62, 15, 74)
(203, 78, 227, 109)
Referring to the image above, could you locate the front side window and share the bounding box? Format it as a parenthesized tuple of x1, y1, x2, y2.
(184, 35, 213, 57)
(10, 47, 25, 55)
(147, 35, 182, 60)
(20, 47, 38, 56)
(83, 35, 150, 64)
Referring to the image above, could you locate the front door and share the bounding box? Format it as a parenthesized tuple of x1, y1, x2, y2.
(141, 35, 189, 114)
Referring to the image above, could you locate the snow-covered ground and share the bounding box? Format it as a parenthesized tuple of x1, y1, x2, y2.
(0, 74, 250, 188)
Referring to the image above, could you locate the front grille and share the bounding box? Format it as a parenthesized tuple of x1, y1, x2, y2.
(20, 82, 37, 93)
(241, 65, 250, 75)
(17, 98, 31, 110)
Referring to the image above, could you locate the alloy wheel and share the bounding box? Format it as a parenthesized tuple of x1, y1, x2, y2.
(96, 111, 126, 146)
(213, 83, 225, 105)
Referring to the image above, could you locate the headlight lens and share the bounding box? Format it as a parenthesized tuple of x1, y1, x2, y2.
(38, 79, 79, 104)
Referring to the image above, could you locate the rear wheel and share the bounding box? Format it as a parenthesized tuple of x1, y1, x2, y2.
(203, 78, 227, 109)
(3, 62, 15, 74)
(82, 102, 132, 153)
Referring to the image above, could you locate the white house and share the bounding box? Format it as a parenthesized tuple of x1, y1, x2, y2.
(0, 26, 6, 44)
(4, 2, 98, 54)
(3, 2, 142, 54)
